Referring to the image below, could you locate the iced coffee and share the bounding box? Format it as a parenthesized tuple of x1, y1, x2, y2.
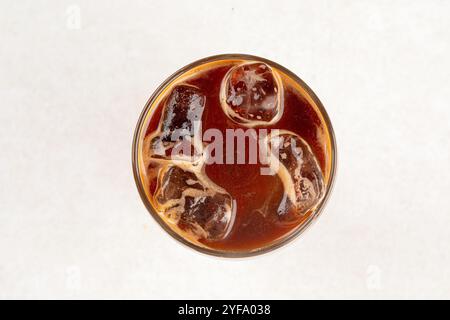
(133, 54, 336, 256)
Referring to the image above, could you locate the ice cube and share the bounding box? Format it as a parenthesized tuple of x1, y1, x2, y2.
(160, 84, 205, 142)
(144, 133, 201, 163)
(220, 62, 283, 126)
(267, 131, 325, 217)
(142, 84, 205, 164)
(154, 165, 235, 241)
(155, 165, 204, 203)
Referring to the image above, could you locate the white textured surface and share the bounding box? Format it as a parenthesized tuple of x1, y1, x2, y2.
(1, 0, 449, 299)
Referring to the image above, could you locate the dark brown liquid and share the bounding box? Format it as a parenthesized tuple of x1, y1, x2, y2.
(141, 60, 331, 252)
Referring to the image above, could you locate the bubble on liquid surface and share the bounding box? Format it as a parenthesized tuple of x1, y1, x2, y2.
(220, 62, 283, 126)
(154, 164, 235, 241)
(265, 130, 325, 219)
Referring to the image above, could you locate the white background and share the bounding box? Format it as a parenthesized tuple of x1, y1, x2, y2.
(1, 0, 449, 299)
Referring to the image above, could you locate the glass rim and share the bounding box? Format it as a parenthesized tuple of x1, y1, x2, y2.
(132, 53, 337, 258)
